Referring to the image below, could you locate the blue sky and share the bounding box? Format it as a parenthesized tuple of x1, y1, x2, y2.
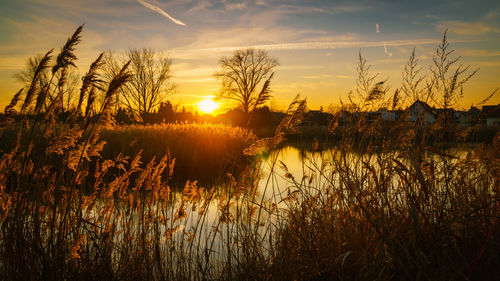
(1, 0, 499, 109)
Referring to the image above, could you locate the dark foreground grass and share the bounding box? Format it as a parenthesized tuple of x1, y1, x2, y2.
(0, 26, 499, 281)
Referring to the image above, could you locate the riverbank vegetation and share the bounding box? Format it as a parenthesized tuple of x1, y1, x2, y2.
(0, 26, 499, 280)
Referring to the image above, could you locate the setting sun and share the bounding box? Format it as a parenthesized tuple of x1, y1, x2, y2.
(1, 1, 500, 279)
(197, 98, 220, 114)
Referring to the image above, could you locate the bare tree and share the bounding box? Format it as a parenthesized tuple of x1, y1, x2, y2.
(14, 54, 51, 88)
(215, 48, 279, 113)
(105, 48, 174, 115)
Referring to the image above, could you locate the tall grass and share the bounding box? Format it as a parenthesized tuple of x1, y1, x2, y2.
(0, 26, 499, 281)
(262, 136, 499, 280)
(256, 34, 500, 280)
(0, 25, 266, 281)
(100, 123, 255, 185)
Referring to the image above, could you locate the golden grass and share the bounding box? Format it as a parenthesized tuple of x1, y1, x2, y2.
(0, 26, 499, 281)
(100, 123, 256, 184)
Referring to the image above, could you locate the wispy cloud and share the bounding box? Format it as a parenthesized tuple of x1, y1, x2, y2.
(173, 64, 217, 82)
(278, 3, 368, 15)
(437, 20, 499, 35)
(179, 94, 217, 99)
(467, 60, 500, 67)
(302, 74, 334, 79)
(167, 37, 454, 62)
(0, 15, 105, 68)
(484, 9, 500, 20)
(136, 0, 186, 26)
(461, 49, 500, 57)
(336, 75, 352, 79)
(0, 56, 27, 71)
(186, 1, 212, 13)
(184, 38, 450, 53)
(383, 42, 392, 57)
(221, 0, 247, 11)
(274, 80, 338, 93)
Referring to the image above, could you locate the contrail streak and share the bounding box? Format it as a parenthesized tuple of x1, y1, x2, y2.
(384, 42, 393, 57)
(192, 39, 444, 52)
(137, 0, 186, 26)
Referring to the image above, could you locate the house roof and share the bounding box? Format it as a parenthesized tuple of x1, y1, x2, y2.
(407, 100, 436, 116)
(468, 106, 480, 113)
(481, 105, 500, 118)
(482, 104, 500, 112)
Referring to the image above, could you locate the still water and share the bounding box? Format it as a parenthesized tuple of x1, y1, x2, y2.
(86, 144, 468, 273)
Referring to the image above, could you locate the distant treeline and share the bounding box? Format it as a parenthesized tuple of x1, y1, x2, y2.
(106, 101, 500, 142)
(2, 101, 498, 144)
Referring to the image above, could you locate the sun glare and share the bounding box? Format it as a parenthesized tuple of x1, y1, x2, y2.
(198, 98, 220, 114)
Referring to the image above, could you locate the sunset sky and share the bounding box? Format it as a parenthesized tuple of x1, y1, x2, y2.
(1, 0, 499, 111)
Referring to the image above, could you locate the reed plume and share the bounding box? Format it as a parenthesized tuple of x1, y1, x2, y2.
(365, 80, 386, 104)
(1, 27, 499, 281)
(34, 83, 49, 114)
(99, 61, 131, 126)
(254, 72, 274, 108)
(431, 30, 478, 109)
(20, 49, 53, 113)
(392, 88, 400, 110)
(401, 48, 426, 103)
(52, 24, 83, 75)
(77, 53, 104, 115)
(244, 95, 306, 156)
(4, 88, 23, 115)
(277, 94, 307, 134)
(41, 25, 84, 114)
(475, 88, 498, 106)
(84, 87, 96, 118)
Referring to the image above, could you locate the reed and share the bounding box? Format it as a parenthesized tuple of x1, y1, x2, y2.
(100, 123, 256, 184)
(0, 26, 498, 281)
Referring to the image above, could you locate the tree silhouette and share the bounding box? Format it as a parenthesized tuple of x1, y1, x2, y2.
(215, 48, 279, 113)
(158, 100, 175, 123)
(105, 48, 174, 116)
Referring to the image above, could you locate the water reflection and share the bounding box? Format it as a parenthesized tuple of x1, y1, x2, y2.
(97, 144, 471, 272)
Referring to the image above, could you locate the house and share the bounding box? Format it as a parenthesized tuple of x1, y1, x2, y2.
(435, 108, 456, 123)
(365, 111, 381, 123)
(406, 100, 436, 124)
(454, 110, 467, 126)
(453, 106, 481, 127)
(377, 108, 396, 121)
(481, 105, 500, 127)
(466, 106, 480, 126)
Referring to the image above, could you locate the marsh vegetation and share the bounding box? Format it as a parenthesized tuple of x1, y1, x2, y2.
(0, 26, 499, 281)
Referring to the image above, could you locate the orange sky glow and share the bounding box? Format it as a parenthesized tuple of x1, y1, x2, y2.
(1, 0, 499, 111)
